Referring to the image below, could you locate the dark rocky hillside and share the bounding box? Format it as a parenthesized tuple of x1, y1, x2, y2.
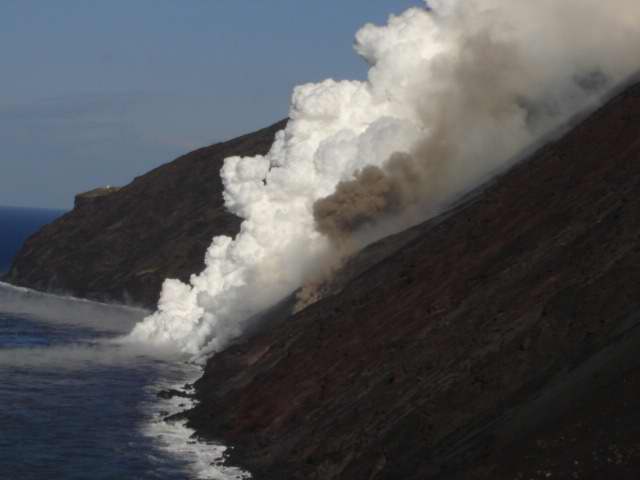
(3, 120, 286, 308)
(185, 82, 640, 479)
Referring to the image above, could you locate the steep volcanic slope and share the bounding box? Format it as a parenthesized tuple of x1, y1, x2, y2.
(4, 120, 286, 308)
(187, 83, 640, 479)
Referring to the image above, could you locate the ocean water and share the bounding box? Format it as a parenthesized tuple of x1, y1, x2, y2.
(0, 209, 248, 479)
(0, 206, 65, 274)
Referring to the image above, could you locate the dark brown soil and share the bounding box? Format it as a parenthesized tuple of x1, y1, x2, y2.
(185, 83, 640, 479)
(3, 120, 286, 308)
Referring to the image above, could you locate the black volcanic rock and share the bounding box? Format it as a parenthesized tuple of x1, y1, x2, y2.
(185, 83, 640, 479)
(4, 120, 286, 308)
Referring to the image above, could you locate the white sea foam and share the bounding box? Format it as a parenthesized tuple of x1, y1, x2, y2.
(142, 366, 251, 480)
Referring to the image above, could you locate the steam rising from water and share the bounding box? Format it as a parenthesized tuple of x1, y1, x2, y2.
(0, 282, 180, 369)
(0, 283, 248, 479)
(0, 282, 147, 333)
(130, 0, 640, 356)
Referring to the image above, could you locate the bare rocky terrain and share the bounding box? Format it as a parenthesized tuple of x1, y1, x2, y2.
(3, 120, 285, 308)
(184, 82, 640, 479)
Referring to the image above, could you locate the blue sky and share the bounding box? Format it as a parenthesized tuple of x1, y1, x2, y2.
(1, 1, 422, 209)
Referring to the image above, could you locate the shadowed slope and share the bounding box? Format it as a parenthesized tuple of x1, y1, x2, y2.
(186, 83, 640, 479)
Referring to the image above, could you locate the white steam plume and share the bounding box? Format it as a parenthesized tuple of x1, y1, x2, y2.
(129, 0, 640, 356)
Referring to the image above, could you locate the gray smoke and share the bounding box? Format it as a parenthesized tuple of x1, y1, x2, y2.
(314, 0, 640, 245)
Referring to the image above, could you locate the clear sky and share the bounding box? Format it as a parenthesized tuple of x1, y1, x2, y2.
(1, 0, 422, 209)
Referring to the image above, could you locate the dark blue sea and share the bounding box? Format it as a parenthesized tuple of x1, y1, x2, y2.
(0, 207, 247, 479)
(0, 206, 65, 274)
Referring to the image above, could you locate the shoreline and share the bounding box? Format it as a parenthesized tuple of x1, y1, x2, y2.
(145, 365, 252, 480)
(0, 282, 246, 479)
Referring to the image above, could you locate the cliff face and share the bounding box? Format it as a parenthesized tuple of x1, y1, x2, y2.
(4, 120, 286, 308)
(186, 83, 640, 479)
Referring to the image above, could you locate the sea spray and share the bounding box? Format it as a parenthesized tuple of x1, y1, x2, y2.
(143, 367, 251, 480)
(130, 0, 640, 356)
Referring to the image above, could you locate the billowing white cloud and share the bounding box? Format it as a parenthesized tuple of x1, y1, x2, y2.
(129, 0, 640, 357)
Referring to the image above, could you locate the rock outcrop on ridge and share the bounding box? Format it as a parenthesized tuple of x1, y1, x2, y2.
(3, 120, 286, 308)
(185, 82, 640, 479)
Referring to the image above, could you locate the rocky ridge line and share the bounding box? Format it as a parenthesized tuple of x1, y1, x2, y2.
(4, 120, 286, 308)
